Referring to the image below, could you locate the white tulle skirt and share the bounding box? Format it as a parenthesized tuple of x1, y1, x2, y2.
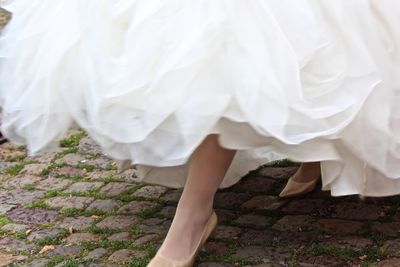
(1, 0, 399, 196)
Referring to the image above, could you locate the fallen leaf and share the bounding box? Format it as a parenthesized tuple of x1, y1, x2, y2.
(39, 245, 55, 254)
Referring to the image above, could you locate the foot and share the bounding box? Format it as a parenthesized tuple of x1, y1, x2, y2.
(156, 205, 215, 262)
(291, 162, 321, 183)
(279, 162, 321, 198)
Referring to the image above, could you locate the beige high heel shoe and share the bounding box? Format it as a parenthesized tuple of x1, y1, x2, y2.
(279, 176, 319, 198)
(147, 211, 218, 267)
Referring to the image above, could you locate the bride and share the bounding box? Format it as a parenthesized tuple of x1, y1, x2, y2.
(1, 0, 399, 266)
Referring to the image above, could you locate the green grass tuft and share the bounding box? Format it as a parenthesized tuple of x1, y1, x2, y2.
(22, 183, 36, 191)
(76, 163, 96, 172)
(265, 159, 299, 168)
(0, 215, 11, 226)
(130, 258, 150, 267)
(59, 131, 87, 148)
(40, 163, 67, 176)
(24, 199, 52, 209)
(3, 164, 24, 176)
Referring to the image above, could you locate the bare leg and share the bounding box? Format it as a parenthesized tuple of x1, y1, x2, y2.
(157, 135, 236, 261)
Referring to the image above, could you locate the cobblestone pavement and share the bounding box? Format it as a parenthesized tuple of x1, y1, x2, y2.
(2, 9, 400, 267)
(2, 132, 400, 267)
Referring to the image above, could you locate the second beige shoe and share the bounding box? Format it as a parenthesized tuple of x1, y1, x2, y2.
(279, 177, 319, 198)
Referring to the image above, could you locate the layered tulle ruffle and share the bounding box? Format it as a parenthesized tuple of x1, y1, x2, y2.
(1, 0, 399, 195)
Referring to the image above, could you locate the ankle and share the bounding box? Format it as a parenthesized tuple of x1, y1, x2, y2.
(177, 196, 213, 214)
(292, 163, 321, 183)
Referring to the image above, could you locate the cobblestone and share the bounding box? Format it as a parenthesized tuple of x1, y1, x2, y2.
(234, 214, 272, 229)
(7, 208, 59, 225)
(108, 249, 148, 262)
(0, 130, 400, 266)
(1, 223, 30, 233)
(19, 164, 48, 176)
(51, 166, 87, 177)
(64, 181, 104, 193)
(314, 219, 363, 235)
(21, 258, 50, 267)
(96, 215, 138, 230)
(139, 218, 170, 235)
(161, 189, 182, 204)
(214, 192, 252, 209)
(381, 239, 400, 257)
(371, 222, 400, 237)
(27, 229, 63, 242)
(214, 225, 242, 240)
(282, 199, 332, 215)
(377, 258, 400, 267)
(63, 233, 102, 244)
(99, 182, 135, 196)
(332, 202, 384, 220)
(0, 237, 35, 252)
(87, 199, 121, 212)
(85, 248, 109, 260)
(45, 196, 94, 210)
(107, 232, 132, 242)
(0, 204, 15, 215)
(47, 245, 82, 257)
(0, 189, 46, 205)
(57, 216, 95, 231)
(272, 215, 316, 232)
(232, 246, 268, 260)
(79, 137, 103, 155)
(86, 170, 116, 181)
(204, 241, 230, 256)
(2, 175, 43, 189)
(35, 177, 73, 191)
(55, 154, 87, 165)
(242, 195, 287, 211)
(132, 185, 168, 199)
(133, 234, 158, 245)
(117, 200, 155, 214)
(0, 252, 27, 267)
(239, 230, 275, 246)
